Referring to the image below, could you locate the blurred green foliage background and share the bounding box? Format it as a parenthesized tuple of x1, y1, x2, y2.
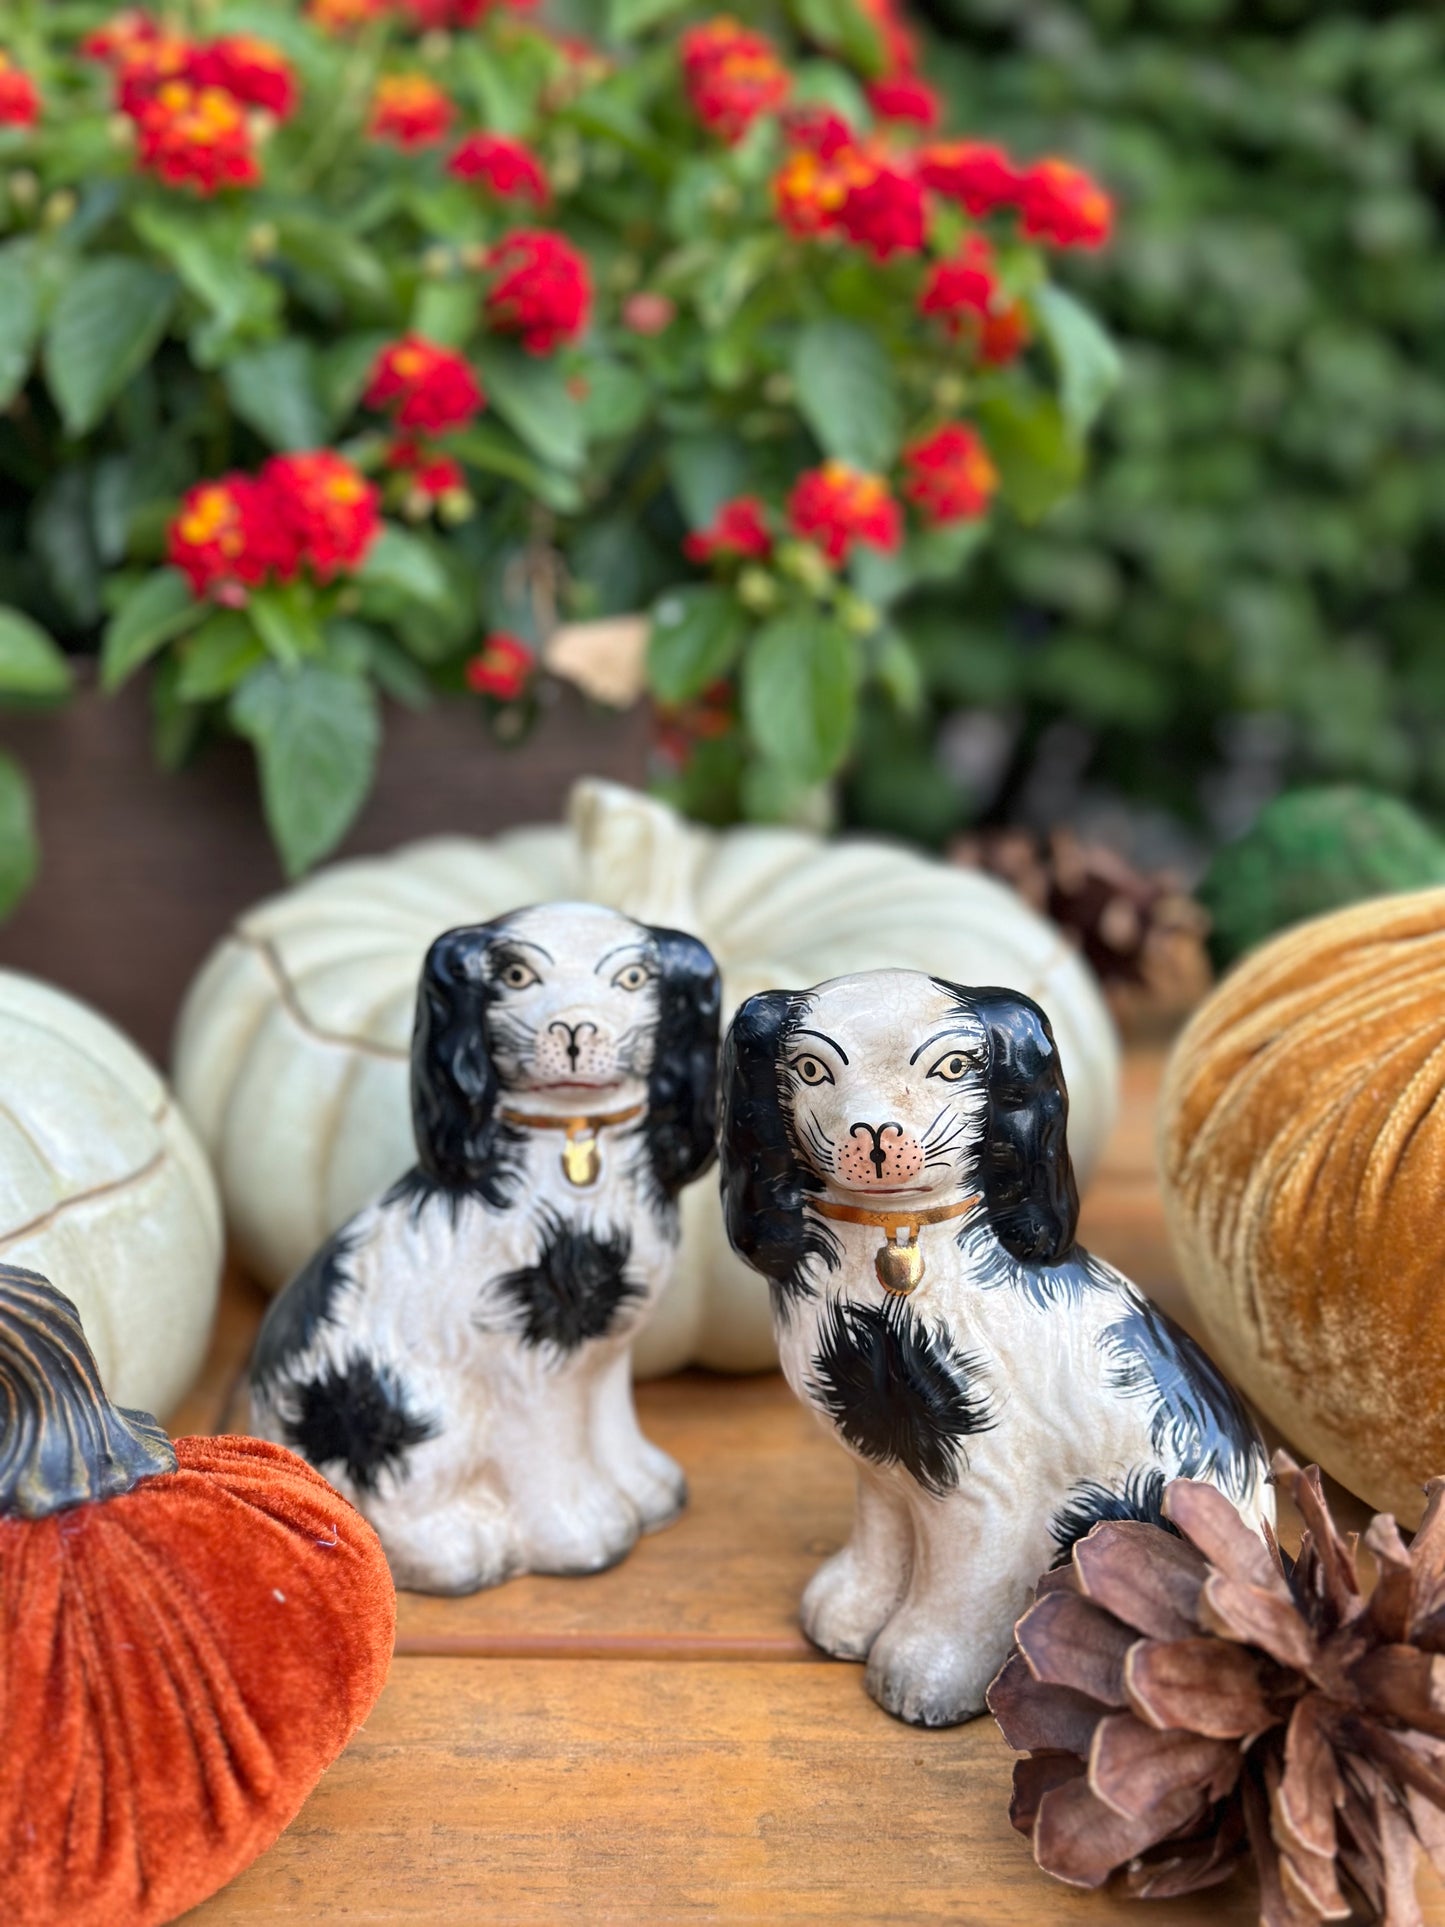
(845, 0, 1445, 858)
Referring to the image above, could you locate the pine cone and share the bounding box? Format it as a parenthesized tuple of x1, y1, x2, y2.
(951, 825, 1210, 1013)
(987, 1453, 1445, 1924)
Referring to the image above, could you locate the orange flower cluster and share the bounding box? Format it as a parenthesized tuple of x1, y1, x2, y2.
(901, 424, 998, 524)
(305, 0, 535, 30)
(368, 72, 454, 147)
(85, 12, 299, 194)
(466, 633, 535, 700)
(918, 233, 1029, 364)
(364, 336, 484, 433)
(448, 132, 549, 204)
(680, 17, 790, 145)
(167, 454, 380, 600)
(773, 113, 923, 260)
(787, 461, 902, 565)
(484, 229, 591, 355)
(0, 52, 40, 129)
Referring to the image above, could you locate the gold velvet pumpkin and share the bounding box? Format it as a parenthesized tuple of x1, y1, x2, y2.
(1159, 887, 1445, 1525)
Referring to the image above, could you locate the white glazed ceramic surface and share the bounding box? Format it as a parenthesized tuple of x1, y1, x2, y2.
(0, 971, 223, 1416)
(174, 781, 1120, 1375)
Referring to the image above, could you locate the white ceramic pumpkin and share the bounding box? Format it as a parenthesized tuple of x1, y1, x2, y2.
(173, 780, 1119, 1375)
(0, 970, 223, 1416)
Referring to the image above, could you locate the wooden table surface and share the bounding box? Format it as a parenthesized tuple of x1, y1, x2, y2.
(176, 1050, 1444, 1924)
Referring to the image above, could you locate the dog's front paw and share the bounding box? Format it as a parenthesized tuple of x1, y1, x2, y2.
(611, 1439, 687, 1534)
(519, 1479, 642, 1576)
(801, 1546, 906, 1661)
(863, 1612, 1003, 1728)
(382, 1499, 521, 1596)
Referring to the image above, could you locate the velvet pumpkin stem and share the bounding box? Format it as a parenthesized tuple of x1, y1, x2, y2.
(0, 1262, 177, 1519)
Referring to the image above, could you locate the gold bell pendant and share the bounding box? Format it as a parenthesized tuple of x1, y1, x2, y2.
(875, 1227, 923, 1297)
(561, 1123, 600, 1188)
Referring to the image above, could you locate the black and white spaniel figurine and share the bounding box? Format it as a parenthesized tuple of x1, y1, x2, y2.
(720, 968, 1271, 1728)
(250, 902, 721, 1594)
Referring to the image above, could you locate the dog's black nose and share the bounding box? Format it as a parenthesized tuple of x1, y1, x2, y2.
(850, 1121, 903, 1177)
(549, 1019, 597, 1069)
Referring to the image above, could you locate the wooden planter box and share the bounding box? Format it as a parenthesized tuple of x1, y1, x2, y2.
(0, 673, 649, 1063)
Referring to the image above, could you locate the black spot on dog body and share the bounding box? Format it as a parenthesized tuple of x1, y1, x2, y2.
(251, 1225, 361, 1389)
(1100, 1296, 1263, 1499)
(808, 1296, 994, 1497)
(491, 1210, 646, 1353)
(381, 1149, 521, 1227)
(970, 1236, 1113, 1312)
(1048, 1466, 1175, 1566)
(282, 1351, 436, 1494)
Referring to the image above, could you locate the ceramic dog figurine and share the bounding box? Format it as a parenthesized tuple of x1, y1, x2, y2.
(250, 902, 721, 1593)
(719, 968, 1271, 1727)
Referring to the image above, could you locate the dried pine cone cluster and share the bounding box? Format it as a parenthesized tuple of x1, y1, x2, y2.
(988, 1454, 1445, 1924)
(952, 826, 1211, 1018)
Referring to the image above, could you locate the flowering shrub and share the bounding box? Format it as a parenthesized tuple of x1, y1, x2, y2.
(0, 0, 1114, 888)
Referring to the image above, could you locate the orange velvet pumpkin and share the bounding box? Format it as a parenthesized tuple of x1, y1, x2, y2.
(0, 1263, 396, 1927)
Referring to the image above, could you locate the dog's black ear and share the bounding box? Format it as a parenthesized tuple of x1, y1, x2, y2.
(644, 926, 723, 1197)
(719, 991, 837, 1309)
(963, 984, 1080, 1265)
(410, 922, 503, 1189)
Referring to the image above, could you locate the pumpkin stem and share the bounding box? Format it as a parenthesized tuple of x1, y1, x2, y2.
(0, 1263, 177, 1519)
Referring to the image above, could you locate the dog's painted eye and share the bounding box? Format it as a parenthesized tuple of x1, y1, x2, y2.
(928, 1050, 976, 1083)
(791, 1054, 834, 1087)
(612, 962, 652, 992)
(498, 960, 538, 990)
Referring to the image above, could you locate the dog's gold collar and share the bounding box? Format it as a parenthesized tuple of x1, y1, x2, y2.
(500, 1101, 646, 1189)
(808, 1192, 981, 1298)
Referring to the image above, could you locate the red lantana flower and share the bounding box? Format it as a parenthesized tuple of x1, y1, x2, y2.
(385, 440, 469, 517)
(466, 633, 535, 700)
(917, 139, 1020, 217)
(114, 33, 194, 115)
(399, 0, 538, 25)
(135, 81, 261, 194)
(167, 475, 298, 598)
(865, 75, 940, 128)
(774, 146, 852, 238)
(484, 230, 591, 355)
(901, 424, 998, 525)
(189, 36, 298, 120)
(364, 336, 484, 433)
(81, 10, 163, 63)
(621, 291, 676, 335)
(788, 461, 901, 565)
(836, 148, 926, 261)
(448, 132, 549, 205)
(684, 496, 771, 564)
(1018, 158, 1113, 248)
(263, 452, 381, 580)
(0, 54, 40, 129)
(918, 235, 1029, 364)
(368, 73, 454, 148)
(781, 104, 853, 159)
(680, 17, 790, 145)
(858, 0, 917, 79)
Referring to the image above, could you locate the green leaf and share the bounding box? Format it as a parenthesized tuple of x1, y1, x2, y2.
(449, 423, 582, 513)
(648, 586, 747, 705)
(318, 332, 392, 431)
(667, 431, 750, 528)
(1034, 284, 1122, 440)
(474, 340, 586, 471)
(786, 0, 885, 76)
(130, 201, 277, 339)
(29, 469, 103, 629)
(274, 215, 393, 313)
(0, 608, 72, 701)
(223, 340, 327, 452)
(410, 278, 477, 348)
(977, 393, 1085, 524)
(248, 582, 326, 666)
(356, 525, 454, 610)
(45, 257, 175, 437)
(175, 609, 265, 702)
(790, 319, 901, 472)
(0, 754, 38, 919)
(100, 569, 202, 691)
(873, 627, 924, 717)
(0, 247, 39, 409)
(609, 0, 689, 34)
(230, 661, 380, 877)
(742, 610, 860, 783)
(580, 362, 652, 442)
